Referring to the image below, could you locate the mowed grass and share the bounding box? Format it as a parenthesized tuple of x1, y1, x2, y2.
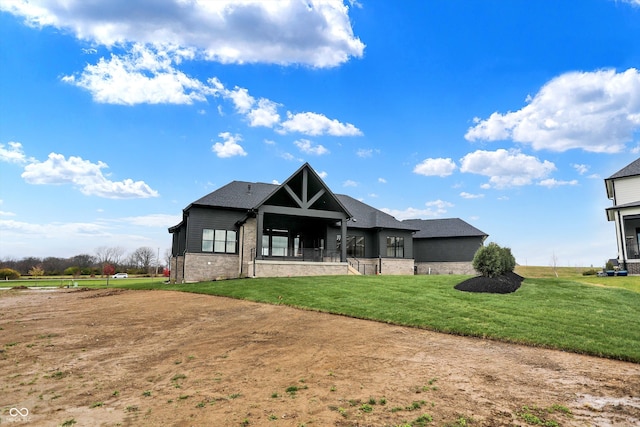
(119, 274, 640, 363)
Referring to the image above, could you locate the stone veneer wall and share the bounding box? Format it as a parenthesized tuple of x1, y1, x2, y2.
(348, 258, 415, 275)
(240, 218, 257, 278)
(183, 253, 239, 282)
(415, 261, 475, 275)
(380, 258, 415, 275)
(626, 261, 640, 275)
(170, 256, 184, 284)
(253, 260, 348, 277)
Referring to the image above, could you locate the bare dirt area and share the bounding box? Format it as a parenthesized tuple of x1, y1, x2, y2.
(1, 288, 639, 427)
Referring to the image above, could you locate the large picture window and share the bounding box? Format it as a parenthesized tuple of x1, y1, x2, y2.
(202, 229, 236, 253)
(337, 235, 365, 257)
(386, 236, 404, 258)
(262, 229, 289, 257)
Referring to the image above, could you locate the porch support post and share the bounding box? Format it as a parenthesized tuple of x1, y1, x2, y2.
(618, 210, 627, 270)
(256, 210, 264, 260)
(341, 218, 347, 262)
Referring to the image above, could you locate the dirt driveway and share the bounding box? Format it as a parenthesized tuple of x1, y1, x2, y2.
(1, 288, 638, 427)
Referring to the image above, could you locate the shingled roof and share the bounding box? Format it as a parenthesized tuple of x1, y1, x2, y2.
(403, 218, 488, 239)
(190, 181, 275, 210)
(607, 157, 640, 180)
(335, 195, 417, 231)
(184, 180, 415, 231)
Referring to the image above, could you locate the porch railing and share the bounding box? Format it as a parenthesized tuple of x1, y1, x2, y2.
(258, 249, 342, 262)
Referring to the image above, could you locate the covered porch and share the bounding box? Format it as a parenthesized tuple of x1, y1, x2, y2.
(607, 205, 640, 274)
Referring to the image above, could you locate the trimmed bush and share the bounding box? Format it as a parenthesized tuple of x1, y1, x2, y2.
(472, 242, 516, 278)
(0, 268, 21, 280)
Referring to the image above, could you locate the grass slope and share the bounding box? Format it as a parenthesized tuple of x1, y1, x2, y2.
(120, 275, 640, 363)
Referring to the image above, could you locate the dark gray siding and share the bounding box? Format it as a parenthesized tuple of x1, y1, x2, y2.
(413, 236, 483, 262)
(376, 230, 414, 259)
(327, 227, 413, 259)
(326, 227, 375, 258)
(186, 207, 247, 253)
(172, 225, 186, 256)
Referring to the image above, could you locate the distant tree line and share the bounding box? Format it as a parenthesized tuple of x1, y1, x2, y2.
(0, 246, 171, 277)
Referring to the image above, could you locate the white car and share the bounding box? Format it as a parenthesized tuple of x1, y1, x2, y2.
(112, 273, 128, 279)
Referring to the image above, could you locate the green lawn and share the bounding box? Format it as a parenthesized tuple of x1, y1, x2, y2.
(117, 274, 640, 363)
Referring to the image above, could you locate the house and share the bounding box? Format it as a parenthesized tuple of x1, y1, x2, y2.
(605, 157, 640, 274)
(169, 163, 488, 282)
(404, 218, 488, 275)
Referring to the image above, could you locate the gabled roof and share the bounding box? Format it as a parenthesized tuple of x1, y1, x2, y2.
(403, 218, 488, 239)
(605, 157, 640, 199)
(189, 163, 351, 218)
(191, 181, 274, 210)
(607, 157, 640, 180)
(336, 195, 418, 231)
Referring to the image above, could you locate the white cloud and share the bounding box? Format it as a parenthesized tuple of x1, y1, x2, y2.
(280, 152, 300, 161)
(1, 0, 364, 68)
(426, 199, 454, 210)
(247, 99, 281, 128)
(631, 143, 640, 154)
(343, 180, 358, 187)
(460, 192, 484, 199)
(537, 178, 579, 188)
(280, 111, 363, 136)
(120, 214, 182, 228)
(378, 177, 387, 183)
(317, 171, 328, 179)
(61, 44, 360, 135)
(0, 218, 108, 237)
(413, 157, 457, 177)
(572, 163, 589, 175)
(294, 139, 329, 155)
(0, 141, 29, 164)
(460, 149, 556, 188)
(21, 152, 159, 199)
(381, 200, 453, 220)
(62, 44, 216, 105)
(212, 132, 247, 158)
(227, 86, 255, 113)
(356, 148, 379, 158)
(465, 68, 640, 153)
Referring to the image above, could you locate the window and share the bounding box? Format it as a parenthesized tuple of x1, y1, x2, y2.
(386, 236, 404, 258)
(202, 229, 236, 254)
(202, 229, 214, 252)
(337, 235, 365, 257)
(262, 229, 289, 257)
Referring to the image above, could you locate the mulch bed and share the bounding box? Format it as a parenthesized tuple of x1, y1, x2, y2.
(455, 271, 524, 294)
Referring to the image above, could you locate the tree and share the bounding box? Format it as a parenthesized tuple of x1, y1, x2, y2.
(64, 266, 81, 278)
(129, 246, 156, 273)
(0, 268, 20, 280)
(103, 263, 115, 285)
(472, 242, 516, 278)
(29, 265, 45, 278)
(70, 254, 95, 270)
(95, 246, 126, 269)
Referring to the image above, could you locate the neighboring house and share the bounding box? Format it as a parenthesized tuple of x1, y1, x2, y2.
(404, 218, 488, 275)
(605, 157, 640, 274)
(169, 163, 488, 282)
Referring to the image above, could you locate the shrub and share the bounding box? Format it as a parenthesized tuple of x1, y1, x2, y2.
(582, 269, 598, 276)
(472, 242, 516, 278)
(64, 266, 81, 277)
(0, 268, 20, 280)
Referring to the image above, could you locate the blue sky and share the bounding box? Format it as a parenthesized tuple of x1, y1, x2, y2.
(2, 0, 640, 267)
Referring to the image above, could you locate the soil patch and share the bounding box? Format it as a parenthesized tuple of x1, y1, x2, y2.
(1, 288, 638, 426)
